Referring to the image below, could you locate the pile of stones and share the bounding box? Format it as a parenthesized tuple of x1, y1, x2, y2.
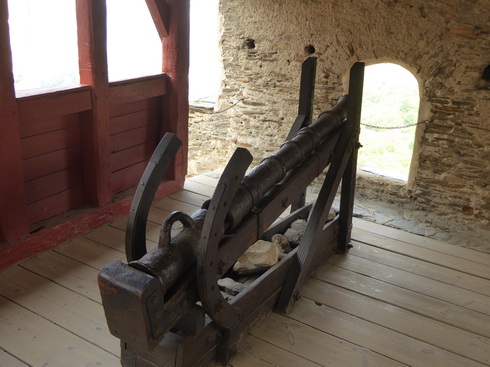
(218, 219, 308, 297)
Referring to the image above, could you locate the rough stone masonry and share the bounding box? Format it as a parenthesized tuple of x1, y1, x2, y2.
(188, 0, 490, 234)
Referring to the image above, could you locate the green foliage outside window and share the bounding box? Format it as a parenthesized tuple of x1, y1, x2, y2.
(358, 63, 420, 181)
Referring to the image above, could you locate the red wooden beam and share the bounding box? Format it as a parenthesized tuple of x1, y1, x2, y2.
(109, 74, 168, 106)
(0, 0, 30, 242)
(17, 86, 92, 124)
(145, 0, 170, 40)
(76, 0, 113, 205)
(161, 0, 190, 182)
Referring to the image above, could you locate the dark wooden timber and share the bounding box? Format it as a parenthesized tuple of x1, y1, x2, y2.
(276, 119, 357, 313)
(125, 133, 182, 262)
(338, 62, 365, 253)
(286, 56, 317, 141)
(289, 57, 317, 216)
(197, 148, 253, 330)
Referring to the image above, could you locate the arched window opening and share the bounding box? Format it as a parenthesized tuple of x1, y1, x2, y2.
(189, 0, 220, 105)
(106, 0, 162, 82)
(358, 63, 420, 181)
(8, 0, 80, 91)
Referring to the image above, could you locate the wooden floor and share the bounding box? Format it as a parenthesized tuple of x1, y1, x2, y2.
(1, 175, 490, 367)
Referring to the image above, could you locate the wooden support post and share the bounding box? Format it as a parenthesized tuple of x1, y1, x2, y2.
(76, 0, 112, 206)
(161, 0, 190, 182)
(0, 0, 30, 242)
(286, 57, 317, 141)
(288, 57, 317, 215)
(338, 62, 364, 253)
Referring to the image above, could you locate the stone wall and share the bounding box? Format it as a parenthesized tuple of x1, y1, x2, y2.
(188, 0, 490, 227)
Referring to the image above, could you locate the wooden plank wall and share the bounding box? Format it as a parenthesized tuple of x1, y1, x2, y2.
(14, 80, 169, 224)
(18, 88, 92, 223)
(109, 76, 168, 193)
(0, 0, 190, 268)
(0, 77, 173, 244)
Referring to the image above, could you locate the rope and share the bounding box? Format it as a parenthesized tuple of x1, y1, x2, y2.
(194, 99, 432, 129)
(360, 118, 432, 130)
(195, 99, 244, 114)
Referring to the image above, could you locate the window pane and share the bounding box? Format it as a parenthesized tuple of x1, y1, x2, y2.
(106, 0, 162, 82)
(8, 0, 79, 91)
(189, 0, 220, 103)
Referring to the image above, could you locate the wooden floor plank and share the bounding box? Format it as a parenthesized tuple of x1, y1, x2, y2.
(289, 297, 486, 367)
(55, 236, 125, 270)
(0, 296, 119, 367)
(350, 242, 490, 297)
(186, 174, 219, 188)
(20, 251, 102, 303)
(251, 312, 408, 367)
(108, 215, 128, 232)
(113, 206, 173, 228)
(108, 218, 162, 246)
(0, 266, 119, 356)
(353, 219, 490, 265)
(153, 196, 201, 214)
(352, 228, 490, 280)
(89, 221, 158, 251)
(328, 251, 490, 315)
(0, 348, 29, 367)
(147, 206, 173, 225)
(183, 180, 216, 197)
(229, 335, 321, 367)
(314, 264, 490, 338)
(84, 223, 127, 251)
(301, 279, 490, 365)
(170, 188, 209, 207)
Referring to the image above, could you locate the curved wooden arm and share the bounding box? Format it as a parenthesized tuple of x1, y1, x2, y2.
(196, 148, 253, 329)
(125, 133, 182, 262)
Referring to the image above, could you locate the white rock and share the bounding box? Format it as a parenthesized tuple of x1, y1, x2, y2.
(284, 219, 308, 244)
(218, 277, 246, 296)
(233, 240, 280, 275)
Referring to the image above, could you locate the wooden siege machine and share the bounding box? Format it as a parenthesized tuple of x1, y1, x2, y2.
(98, 59, 365, 366)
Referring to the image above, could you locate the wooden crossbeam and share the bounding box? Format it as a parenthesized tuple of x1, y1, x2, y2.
(146, 0, 171, 40)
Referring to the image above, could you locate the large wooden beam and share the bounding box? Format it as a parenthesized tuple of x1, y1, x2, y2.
(76, 0, 113, 205)
(109, 74, 168, 106)
(0, 0, 30, 242)
(17, 86, 92, 123)
(162, 0, 190, 181)
(145, 0, 170, 40)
